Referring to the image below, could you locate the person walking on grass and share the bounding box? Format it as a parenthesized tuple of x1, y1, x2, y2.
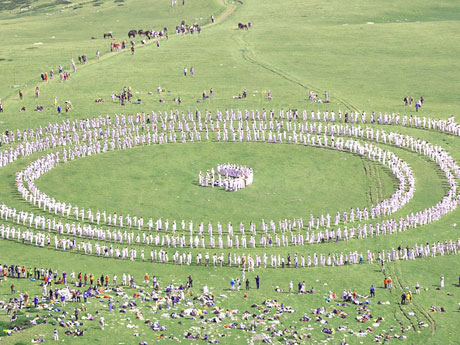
(415, 282, 420, 294)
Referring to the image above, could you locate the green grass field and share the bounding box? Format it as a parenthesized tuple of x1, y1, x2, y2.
(0, 0, 459, 344)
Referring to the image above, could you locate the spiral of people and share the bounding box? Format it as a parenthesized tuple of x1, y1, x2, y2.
(198, 163, 254, 192)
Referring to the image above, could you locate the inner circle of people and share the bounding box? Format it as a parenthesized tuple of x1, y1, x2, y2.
(198, 163, 254, 191)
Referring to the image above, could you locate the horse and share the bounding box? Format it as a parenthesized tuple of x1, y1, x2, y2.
(103, 32, 113, 39)
(238, 22, 250, 30)
(128, 30, 137, 38)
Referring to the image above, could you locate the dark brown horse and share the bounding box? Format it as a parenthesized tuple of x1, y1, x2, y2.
(128, 30, 137, 38)
(103, 32, 113, 39)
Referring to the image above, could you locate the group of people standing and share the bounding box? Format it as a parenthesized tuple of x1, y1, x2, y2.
(403, 96, 424, 112)
(198, 164, 253, 191)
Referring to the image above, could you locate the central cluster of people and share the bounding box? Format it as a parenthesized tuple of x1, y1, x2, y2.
(198, 163, 253, 192)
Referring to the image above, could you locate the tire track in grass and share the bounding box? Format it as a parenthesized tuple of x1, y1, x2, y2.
(391, 262, 437, 339)
(369, 162, 383, 203)
(361, 157, 374, 205)
(375, 164, 384, 203)
(236, 33, 361, 113)
(369, 161, 378, 204)
(377, 264, 412, 336)
(392, 309, 406, 335)
(394, 261, 437, 336)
